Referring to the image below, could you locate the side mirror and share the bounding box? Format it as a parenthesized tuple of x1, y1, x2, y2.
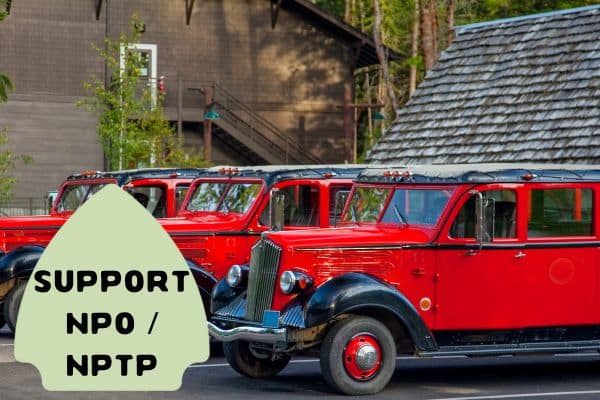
(269, 189, 285, 232)
(332, 190, 350, 227)
(473, 191, 495, 244)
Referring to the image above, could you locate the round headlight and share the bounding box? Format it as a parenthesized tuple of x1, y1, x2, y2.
(226, 264, 243, 287)
(279, 270, 297, 294)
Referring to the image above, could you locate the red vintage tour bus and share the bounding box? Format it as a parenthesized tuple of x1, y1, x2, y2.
(209, 164, 600, 395)
(0, 165, 363, 332)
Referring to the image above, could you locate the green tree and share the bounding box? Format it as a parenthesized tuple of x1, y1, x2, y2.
(316, 0, 599, 160)
(79, 15, 206, 170)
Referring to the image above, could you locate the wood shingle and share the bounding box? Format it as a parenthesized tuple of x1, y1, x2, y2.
(366, 5, 600, 165)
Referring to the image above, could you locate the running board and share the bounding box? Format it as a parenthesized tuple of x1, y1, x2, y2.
(419, 340, 600, 357)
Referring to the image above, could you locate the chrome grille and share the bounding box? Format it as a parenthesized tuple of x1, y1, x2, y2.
(245, 239, 281, 321)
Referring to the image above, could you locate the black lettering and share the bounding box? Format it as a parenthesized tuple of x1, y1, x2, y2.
(172, 270, 189, 292)
(125, 271, 144, 292)
(66, 313, 87, 334)
(55, 270, 73, 292)
(77, 270, 97, 292)
(115, 355, 133, 376)
(91, 313, 111, 334)
(115, 312, 134, 334)
(34, 270, 51, 292)
(147, 271, 168, 292)
(137, 355, 157, 376)
(67, 354, 88, 376)
(92, 355, 112, 376)
(100, 270, 121, 292)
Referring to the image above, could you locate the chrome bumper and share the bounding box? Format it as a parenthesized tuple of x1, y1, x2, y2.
(208, 322, 287, 343)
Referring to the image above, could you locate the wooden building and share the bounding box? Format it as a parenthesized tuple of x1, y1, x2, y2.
(367, 5, 600, 165)
(0, 0, 389, 198)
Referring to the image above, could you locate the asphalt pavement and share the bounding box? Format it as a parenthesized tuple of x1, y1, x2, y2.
(3, 326, 600, 399)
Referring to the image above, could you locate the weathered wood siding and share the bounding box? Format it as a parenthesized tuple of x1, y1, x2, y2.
(0, 95, 104, 198)
(0, 0, 352, 197)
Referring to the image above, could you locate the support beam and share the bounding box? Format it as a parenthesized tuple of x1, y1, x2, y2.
(270, 0, 282, 29)
(95, 0, 103, 20)
(177, 74, 183, 142)
(336, 85, 384, 164)
(342, 84, 353, 163)
(185, 0, 195, 25)
(203, 86, 213, 162)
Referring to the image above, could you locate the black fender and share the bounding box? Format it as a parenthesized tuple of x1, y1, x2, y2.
(209, 264, 249, 314)
(304, 272, 437, 352)
(186, 260, 218, 313)
(0, 246, 45, 284)
(210, 278, 238, 315)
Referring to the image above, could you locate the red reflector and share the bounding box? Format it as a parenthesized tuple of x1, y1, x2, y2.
(298, 276, 307, 289)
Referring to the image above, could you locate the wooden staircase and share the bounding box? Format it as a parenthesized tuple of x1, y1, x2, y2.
(200, 82, 322, 165)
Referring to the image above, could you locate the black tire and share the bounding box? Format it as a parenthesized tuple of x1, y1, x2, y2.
(4, 282, 26, 333)
(320, 316, 396, 395)
(223, 340, 290, 378)
(0, 310, 5, 329)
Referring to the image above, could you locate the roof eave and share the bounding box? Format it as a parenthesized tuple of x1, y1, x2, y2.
(283, 0, 404, 68)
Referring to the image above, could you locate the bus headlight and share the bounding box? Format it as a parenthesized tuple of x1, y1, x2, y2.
(226, 265, 244, 288)
(279, 270, 313, 294)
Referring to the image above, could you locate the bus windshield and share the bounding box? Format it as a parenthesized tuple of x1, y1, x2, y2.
(186, 181, 263, 214)
(55, 183, 109, 212)
(342, 186, 453, 226)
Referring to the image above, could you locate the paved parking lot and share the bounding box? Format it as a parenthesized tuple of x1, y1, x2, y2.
(3, 327, 600, 399)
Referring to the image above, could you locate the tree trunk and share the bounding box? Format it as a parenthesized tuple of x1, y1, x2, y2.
(372, 0, 399, 112)
(432, 0, 438, 56)
(345, 0, 352, 23)
(446, 0, 456, 47)
(409, 0, 419, 97)
(359, 0, 373, 146)
(420, 0, 438, 71)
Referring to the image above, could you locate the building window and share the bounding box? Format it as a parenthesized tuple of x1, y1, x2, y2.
(120, 43, 157, 105)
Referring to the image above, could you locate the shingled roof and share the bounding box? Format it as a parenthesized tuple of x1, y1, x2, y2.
(366, 5, 600, 165)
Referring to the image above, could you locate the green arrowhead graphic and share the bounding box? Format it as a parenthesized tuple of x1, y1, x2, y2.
(14, 185, 209, 390)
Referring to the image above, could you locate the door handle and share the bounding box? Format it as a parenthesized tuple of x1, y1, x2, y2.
(514, 251, 526, 259)
(464, 249, 479, 256)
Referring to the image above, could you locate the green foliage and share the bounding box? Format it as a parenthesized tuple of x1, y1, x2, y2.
(0, 73, 12, 103)
(0, 129, 33, 203)
(316, 0, 347, 16)
(79, 15, 206, 171)
(316, 0, 599, 160)
(457, 0, 600, 24)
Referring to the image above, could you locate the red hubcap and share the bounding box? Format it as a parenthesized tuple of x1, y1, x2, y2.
(343, 333, 382, 381)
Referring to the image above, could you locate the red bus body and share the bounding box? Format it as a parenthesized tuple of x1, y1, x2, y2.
(0, 170, 200, 254)
(0, 165, 363, 332)
(208, 164, 600, 395)
(159, 166, 362, 283)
